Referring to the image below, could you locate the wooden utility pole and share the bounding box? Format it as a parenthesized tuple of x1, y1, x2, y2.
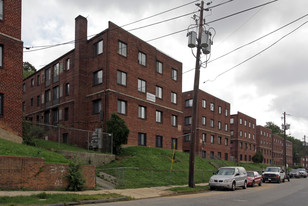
(188, 0, 204, 188)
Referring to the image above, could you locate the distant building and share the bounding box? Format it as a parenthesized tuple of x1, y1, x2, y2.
(256, 126, 272, 164)
(272, 134, 284, 165)
(182, 90, 231, 160)
(300, 156, 308, 168)
(0, 0, 23, 136)
(230, 112, 257, 162)
(286, 140, 293, 166)
(22, 15, 183, 150)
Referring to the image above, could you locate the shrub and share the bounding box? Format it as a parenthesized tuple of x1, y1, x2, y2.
(66, 160, 85, 191)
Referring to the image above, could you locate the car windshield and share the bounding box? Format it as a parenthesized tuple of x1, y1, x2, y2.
(298, 168, 305, 171)
(265, 168, 279, 172)
(247, 172, 254, 177)
(291, 169, 298, 172)
(217, 168, 235, 175)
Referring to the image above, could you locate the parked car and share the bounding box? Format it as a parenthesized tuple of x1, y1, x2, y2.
(289, 169, 300, 178)
(247, 171, 262, 187)
(297, 168, 307, 178)
(262, 167, 289, 183)
(209, 167, 247, 191)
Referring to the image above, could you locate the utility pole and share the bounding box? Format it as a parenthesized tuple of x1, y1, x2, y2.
(282, 112, 290, 172)
(188, 0, 204, 188)
(304, 135, 306, 168)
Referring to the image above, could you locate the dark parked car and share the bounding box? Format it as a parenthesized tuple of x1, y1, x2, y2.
(289, 169, 300, 178)
(247, 171, 262, 187)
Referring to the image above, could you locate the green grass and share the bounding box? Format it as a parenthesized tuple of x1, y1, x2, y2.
(0, 192, 125, 205)
(0, 138, 70, 164)
(98, 146, 268, 189)
(33, 138, 94, 153)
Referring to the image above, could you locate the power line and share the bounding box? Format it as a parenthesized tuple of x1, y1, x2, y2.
(203, 21, 308, 84)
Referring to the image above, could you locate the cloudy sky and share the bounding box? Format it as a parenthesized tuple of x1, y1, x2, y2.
(22, 0, 308, 141)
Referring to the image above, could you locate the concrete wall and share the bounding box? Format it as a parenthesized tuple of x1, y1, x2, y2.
(60, 150, 115, 167)
(0, 156, 96, 190)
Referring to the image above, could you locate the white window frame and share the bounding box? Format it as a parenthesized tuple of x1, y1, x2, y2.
(171, 92, 177, 104)
(156, 110, 162, 123)
(185, 116, 192, 125)
(138, 51, 146, 66)
(117, 70, 127, 86)
(211, 135, 214, 144)
(156, 86, 163, 99)
(171, 115, 177, 127)
(202, 116, 206, 125)
(138, 105, 146, 119)
(138, 79, 146, 93)
(0, 0, 3, 21)
(94, 40, 103, 55)
(118, 41, 127, 57)
(202, 99, 206, 108)
(210, 103, 214, 111)
(156, 61, 163, 74)
(0, 45, 3, 67)
(117, 99, 127, 115)
(185, 99, 193, 107)
(171, 68, 177, 81)
(218, 106, 222, 114)
(93, 70, 103, 85)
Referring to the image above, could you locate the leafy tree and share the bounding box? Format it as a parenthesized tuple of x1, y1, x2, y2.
(252, 151, 264, 163)
(106, 113, 129, 155)
(264, 122, 283, 137)
(66, 160, 85, 191)
(23, 62, 36, 79)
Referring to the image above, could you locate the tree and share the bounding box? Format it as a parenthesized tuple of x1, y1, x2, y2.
(264, 122, 283, 137)
(23, 62, 36, 79)
(252, 151, 264, 163)
(106, 113, 129, 155)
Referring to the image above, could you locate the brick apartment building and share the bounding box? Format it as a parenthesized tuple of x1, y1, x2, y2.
(272, 134, 284, 165)
(300, 156, 308, 168)
(182, 90, 230, 160)
(286, 139, 293, 166)
(256, 126, 272, 164)
(22, 15, 183, 150)
(0, 0, 23, 136)
(230, 112, 257, 162)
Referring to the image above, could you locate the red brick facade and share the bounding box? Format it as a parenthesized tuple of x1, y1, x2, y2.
(272, 134, 284, 165)
(256, 126, 272, 164)
(182, 90, 230, 160)
(23, 16, 183, 150)
(0, 0, 23, 136)
(0, 155, 95, 190)
(230, 112, 257, 162)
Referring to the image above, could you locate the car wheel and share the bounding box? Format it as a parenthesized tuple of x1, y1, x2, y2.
(231, 182, 236, 191)
(243, 181, 247, 189)
(259, 180, 262, 186)
(252, 181, 255, 187)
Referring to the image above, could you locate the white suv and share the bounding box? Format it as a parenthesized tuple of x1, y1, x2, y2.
(209, 167, 248, 191)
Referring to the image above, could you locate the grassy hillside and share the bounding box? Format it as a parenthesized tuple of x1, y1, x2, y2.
(98, 146, 268, 188)
(0, 138, 70, 164)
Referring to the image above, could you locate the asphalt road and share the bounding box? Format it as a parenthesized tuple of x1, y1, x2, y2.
(84, 178, 308, 206)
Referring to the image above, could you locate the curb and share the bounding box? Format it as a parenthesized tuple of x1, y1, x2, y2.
(34, 196, 129, 206)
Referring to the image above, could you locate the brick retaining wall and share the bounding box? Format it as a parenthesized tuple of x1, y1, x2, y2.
(0, 156, 96, 190)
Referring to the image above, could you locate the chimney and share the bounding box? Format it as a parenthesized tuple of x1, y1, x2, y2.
(75, 15, 87, 50)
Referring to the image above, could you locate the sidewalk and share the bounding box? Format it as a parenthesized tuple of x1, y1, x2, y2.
(0, 183, 209, 200)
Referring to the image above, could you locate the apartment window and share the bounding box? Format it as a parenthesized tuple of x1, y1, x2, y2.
(138, 133, 147, 146)
(37, 95, 40, 107)
(230, 118, 234, 124)
(202, 99, 206, 108)
(156, 61, 163, 74)
(202, 150, 206, 158)
(0, 93, 3, 116)
(138, 105, 146, 119)
(171, 92, 177, 104)
(253, 124, 255, 129)
(240, 130, 242, 136)
(244, 132, 247, 138)
(171, 115, 177, 127)
(171, 138, 177, 149)
(231, 130, 234, 136)
(93, 70, 103, 85)
(0, 0, 3, 20)
(244, 120, 247, 126)
(66, 58, 70, 70)
(118, 41, 127, 57)
(117, 70, 127, 86)
(156, 136, 163, 148)
(45, 68, 51, 86)
(240, 118, 242, 124)
(156, 110, 162, 123)
(117, 99, 127, 115)
(185, 116, 192, 125)
(65, 83, 70, 96)
(138, 79, 146, 93)
(184, 133, 191, 142)
(248, 133, 251, 139)
(171, 68, 177, 81)
(52, 108, 59, 125)
(240, 154, 243, 161)
(210, 103, 214, 111)
(211, 135, 214, 144)
(249, 122, 251, 127)
(63, 133, 68, 144)
(52, 86, 59, 105)
(93, 99, 101, 114)
(225, 138, 228, 146)
(218, 121, 222, 130)
(225, 153, 228, 161)
(45, 90, 51, 104)
(31, 79, 34, 87)
(138, 51, 146, 66)
(218, 152, 221, 160)
(185, 99, 193, 107)
(210, 151, 214, 159)
(156, 86, 163, 99)
(210, 119, 214, 128)
(64, 107, 69, 121)
(0, 45, 2, 67)
(53, 63, 59, 83)
(225, 123, 228, 131)
(37, 75, 40, 86)
(202, 133, 206, 142)
(218, 106, 222, 114)
(202, 116, 206, 125)
(218, 136, 221, 145)
(225, 108, 228, 116)
(94, 40, 103, 56)
(240, 142, 243, 148)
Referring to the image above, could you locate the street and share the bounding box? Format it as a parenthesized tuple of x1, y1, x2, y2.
(83, 178, 308, 206)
